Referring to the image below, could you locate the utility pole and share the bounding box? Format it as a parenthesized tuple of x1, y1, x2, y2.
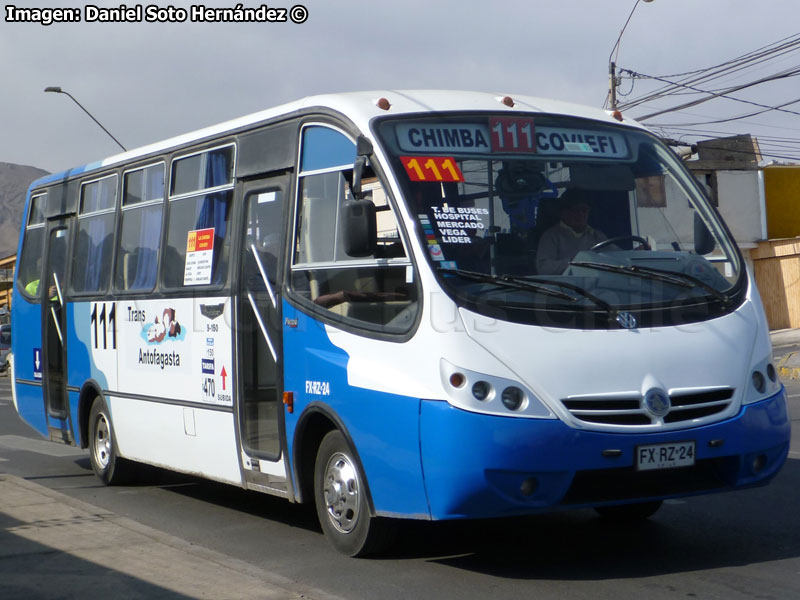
(608, 0, 654, 111)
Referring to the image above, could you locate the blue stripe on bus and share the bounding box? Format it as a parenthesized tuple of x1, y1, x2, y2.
(281, 300, 430, 518)
(419, 389, 790, 519)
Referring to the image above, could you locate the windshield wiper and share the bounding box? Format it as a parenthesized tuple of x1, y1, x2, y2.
(439, 268, 578, 302)
(507, 274, 616, 318)
(440, 268, 618, 320)
(569, 261, 732, 307)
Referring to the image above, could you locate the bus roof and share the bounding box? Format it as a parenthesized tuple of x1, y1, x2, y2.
(30, 90, 646, 189)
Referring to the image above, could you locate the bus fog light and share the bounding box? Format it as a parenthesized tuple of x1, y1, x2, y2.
(752, 454, 767, 474)
(520, 477, 538, 496)
(752, 371, 766, 394)
(501, 386, 525, 411)
(472, 381, 491, 401)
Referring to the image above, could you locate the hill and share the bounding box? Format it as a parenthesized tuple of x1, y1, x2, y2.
(0, 162, 50, 258)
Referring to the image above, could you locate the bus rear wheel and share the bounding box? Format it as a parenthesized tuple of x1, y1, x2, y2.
(88, 397, 132, 485)
(313, 430, 393, 557)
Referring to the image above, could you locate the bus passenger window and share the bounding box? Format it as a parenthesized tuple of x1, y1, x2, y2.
(17, 194, 47, 300)
(291, 125, 418, 332)
(72, 175, 117, 295)
(163, 146, 235, 288)
(116, 164, 165, 291)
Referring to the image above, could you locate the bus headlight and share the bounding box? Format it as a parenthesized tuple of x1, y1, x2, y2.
(501, 386, 525, 411)
(439, 359, 555, 419)
(743, 357, 781, 404)
(472, 381, 492, 402)
(752, 371, 766, 394)
(766, 363, 777, 383)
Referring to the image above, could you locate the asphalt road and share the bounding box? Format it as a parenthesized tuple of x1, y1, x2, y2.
(2, 373, 800, 600)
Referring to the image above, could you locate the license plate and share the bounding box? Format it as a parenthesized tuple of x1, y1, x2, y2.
(635, 441, 695, 471)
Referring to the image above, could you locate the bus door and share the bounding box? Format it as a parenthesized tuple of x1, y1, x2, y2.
(237, 176, 289, 490)
(42, 219, 73, 442)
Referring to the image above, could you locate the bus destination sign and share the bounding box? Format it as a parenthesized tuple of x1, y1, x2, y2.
(395, 119, 628, 159)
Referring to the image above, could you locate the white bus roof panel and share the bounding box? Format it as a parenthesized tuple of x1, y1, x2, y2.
(31, 90, 647, 189)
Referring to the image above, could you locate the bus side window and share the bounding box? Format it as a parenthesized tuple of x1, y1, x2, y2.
(72, 175, 117, 295)
(163, 146, 235, 289)
(116, 164, 165, 291)
(291, 125, 418, 332)
(18, 194, 47, 300)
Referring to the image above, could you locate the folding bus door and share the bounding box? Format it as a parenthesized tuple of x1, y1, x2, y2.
(236, 176, 289, 493)
(42, 219, 73, 442)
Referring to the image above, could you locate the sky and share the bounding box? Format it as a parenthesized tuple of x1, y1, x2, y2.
(2, 0, 799, 174)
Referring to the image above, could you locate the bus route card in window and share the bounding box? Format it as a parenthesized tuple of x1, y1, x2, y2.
(635, 441, 695, 471)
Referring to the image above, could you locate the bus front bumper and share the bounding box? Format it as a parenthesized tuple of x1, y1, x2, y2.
(419, 389, 790, 520)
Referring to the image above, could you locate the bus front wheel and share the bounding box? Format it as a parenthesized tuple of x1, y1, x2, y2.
(313, 430, 393, 557)
(88, 397, 132, 485)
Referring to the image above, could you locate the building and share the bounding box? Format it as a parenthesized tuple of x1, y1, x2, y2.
(749, 165, 800, 329)
(0, 253, 14, 322)
(657, 134, 800, 329)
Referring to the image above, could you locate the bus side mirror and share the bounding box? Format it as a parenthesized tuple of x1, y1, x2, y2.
(351, 136, 373, 200)
(342, 199, 377, 257)
(694, 213, 715, 256)
(352, 156, 367, 199)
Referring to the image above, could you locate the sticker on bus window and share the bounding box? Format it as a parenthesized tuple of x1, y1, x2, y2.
(257, 191, 277, 204)
(184, 228, 215, 286)
(400, 156, 464, 182)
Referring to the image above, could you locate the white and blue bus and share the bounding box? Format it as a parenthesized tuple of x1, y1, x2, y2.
(10, 91, 790, 555)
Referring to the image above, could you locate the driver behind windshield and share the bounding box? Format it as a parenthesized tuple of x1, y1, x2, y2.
(535, 189, 607, 275)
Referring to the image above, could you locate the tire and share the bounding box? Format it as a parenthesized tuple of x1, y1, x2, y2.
(88, 397, 132, 485)
(594, 500, 663, 521)
(313, 430, 394, 557)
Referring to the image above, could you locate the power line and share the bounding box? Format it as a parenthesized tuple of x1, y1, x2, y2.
(643, 95, 800, 126)
(626, 66, 800, 121)
(617, 34, 800, 111)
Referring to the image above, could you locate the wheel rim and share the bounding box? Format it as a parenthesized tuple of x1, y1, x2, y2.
(92, 412, 112, 470)
(322, 451, 361, 534)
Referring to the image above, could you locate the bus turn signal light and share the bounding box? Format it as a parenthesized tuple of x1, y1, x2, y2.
(449, 372, 466, 388)
(283, 391, 294, 413)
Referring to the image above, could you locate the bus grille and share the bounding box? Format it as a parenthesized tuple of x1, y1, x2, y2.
(561, 388, 735, 427)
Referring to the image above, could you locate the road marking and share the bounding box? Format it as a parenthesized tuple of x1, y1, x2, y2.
(0, 435, 86, 457)
(789, 451, 800, 459)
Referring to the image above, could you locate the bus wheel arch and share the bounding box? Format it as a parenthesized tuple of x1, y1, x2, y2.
(78, 381, 105, 449)
(293, 408, 337, 506)
(293, 405, 392, 556)
(293, 406, 375, 510)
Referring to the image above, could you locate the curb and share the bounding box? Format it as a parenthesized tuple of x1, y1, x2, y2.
(0, 474, 345, 600)
(777, 351, 800, 380)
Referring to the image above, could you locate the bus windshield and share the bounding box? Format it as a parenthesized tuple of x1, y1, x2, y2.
(375, 114, 743, 328)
